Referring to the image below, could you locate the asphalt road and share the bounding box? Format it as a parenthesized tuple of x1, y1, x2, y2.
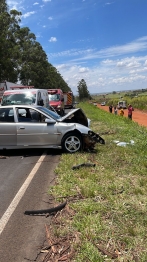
(0, 148, 61, 261)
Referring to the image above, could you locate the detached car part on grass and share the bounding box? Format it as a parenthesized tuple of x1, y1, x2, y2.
(24, 201, 67, 216)
(0, 105, 105, 153)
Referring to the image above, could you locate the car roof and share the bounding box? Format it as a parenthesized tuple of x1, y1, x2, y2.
(3, 89, 47, 93)
(0, 105, 40, 109)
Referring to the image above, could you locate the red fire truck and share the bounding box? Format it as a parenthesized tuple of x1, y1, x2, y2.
(47, 89, 65, 116)
(63, 91, 74, 109)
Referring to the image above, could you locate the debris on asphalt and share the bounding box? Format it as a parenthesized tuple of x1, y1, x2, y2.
(0, 155, 8, 159)
(72, 163, 96, 170)
(21, 155, 30, 159)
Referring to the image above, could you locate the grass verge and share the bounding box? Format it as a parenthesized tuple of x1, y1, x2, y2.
(48, 102, 147, 261)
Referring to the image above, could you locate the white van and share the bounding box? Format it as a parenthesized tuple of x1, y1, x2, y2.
(117, 101, 127, 109)
(1, 89, 50, 109)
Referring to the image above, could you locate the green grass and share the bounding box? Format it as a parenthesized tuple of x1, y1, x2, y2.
(92, 90, 147, 111)
(49, 102, 147, 261)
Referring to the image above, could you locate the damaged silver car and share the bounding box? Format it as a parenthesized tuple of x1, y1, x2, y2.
(0, 105, 105, 153)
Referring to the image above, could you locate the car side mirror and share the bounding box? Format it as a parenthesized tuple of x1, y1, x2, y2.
(45, 118, 56, 124)
(61, 98, 64, 102)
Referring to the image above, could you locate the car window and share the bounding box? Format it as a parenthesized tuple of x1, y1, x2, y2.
(17, 107, 46, 123)
(36, 106, 60, 120)
(0, 108, 14, 122)
(2, 93, 36, 106)
(48, 94, 60, 101)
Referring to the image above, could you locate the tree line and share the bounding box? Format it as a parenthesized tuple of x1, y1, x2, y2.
(0, 0, 91, 99)
(0, 0, 70, 91)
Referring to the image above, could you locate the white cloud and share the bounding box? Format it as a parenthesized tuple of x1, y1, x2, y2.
(36, 32, 42, 38)
(42, 0, 51, 2)
(7, 0, 22, 10)
(56, 64, 68, 70)
(105, 2, 114, 5)
(22, 11, 36, 18)
(48, 37, 147, 62)
(33, 2, 39, 5)
(48, 48, 94, 58)
(130, 67, 147, 74)
(55, 53, 147, 94)
(126, 61, 141, 68)
(48, 16, 53, 20)
(49, 37, 57, 42)
(79, 67, 89, 73)
(116, 59, 141, 69)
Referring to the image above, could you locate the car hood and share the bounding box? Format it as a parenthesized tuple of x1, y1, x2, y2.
(58, 108, 89, 127)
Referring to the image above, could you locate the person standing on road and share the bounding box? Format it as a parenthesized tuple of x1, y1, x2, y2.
(128, 104, 134, 120)
(114, 106, 118, 115)
(109, 105, 113, 113)
(119, 107, 124, 116)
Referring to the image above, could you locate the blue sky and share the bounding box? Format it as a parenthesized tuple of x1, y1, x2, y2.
(7, 0, 147, 95)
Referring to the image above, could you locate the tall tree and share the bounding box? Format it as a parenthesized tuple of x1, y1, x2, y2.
(0, 1, 71, 91)
(77, 79, 91, 100)
(0, 1, 21, 82)
(0, 0, 10, 80)
(45, 64, 71, 91)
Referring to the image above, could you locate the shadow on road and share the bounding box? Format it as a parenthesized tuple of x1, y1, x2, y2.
(0, 148, 62, 158)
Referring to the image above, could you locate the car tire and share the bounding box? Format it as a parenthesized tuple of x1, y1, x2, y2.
(62, 132, 82, 153)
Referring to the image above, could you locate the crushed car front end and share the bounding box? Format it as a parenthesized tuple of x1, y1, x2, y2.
(82, 130, 105, 151)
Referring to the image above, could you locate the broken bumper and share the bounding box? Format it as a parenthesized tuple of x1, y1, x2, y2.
(83, 130, 105, 150)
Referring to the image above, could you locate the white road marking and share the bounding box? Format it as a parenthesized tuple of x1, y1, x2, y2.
(0, 151, 47, 235)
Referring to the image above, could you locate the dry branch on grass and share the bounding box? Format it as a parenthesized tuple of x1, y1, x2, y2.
(39, 205, 77, 262)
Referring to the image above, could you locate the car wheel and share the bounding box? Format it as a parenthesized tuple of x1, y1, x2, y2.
(62, 132, 82, 153)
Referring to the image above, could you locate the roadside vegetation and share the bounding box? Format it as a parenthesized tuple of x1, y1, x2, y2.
(47, 102, 147, 261)
(92, 89, 147, 111)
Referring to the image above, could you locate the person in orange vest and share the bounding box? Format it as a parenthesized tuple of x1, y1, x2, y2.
(119, 107, 124, 116)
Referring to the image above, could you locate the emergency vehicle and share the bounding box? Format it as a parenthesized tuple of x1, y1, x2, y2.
(1, 89, 49, 109)
(117, 101, 127, 109)
(47, 89, 64, 116)
(63, 91, 74, 109)
(0, 80, 34, 103)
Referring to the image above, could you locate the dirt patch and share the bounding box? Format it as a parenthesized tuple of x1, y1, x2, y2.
(97, 104, 147, 127)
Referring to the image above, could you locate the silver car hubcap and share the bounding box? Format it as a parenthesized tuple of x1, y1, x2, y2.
(65, 135, 81, 153)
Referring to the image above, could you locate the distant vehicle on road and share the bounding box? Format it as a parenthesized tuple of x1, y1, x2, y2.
(1, 89, 50, 109)
(63, 91, 74, 109)
(101, 102, 106, 106)
(0, 80, 34, 103)
(48, 89, 64, 116)
(117, 101, 127, 109)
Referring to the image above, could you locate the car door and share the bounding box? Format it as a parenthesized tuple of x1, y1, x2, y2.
(0, 107, 17, 147)
(16, 107, 58, 147)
